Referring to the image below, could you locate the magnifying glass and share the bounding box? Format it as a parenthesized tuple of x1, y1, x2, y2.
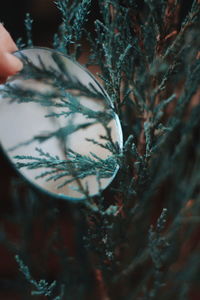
(0, 47, 123, 201)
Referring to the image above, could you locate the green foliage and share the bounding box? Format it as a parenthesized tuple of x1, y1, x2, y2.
(0, 0, 200, 299)
(54, 0, 91, 56)
(15, 255, 63, 299)
(147, 208, 169, 298)
(14, 147, 117, 189)
(24, 13, 34, 48)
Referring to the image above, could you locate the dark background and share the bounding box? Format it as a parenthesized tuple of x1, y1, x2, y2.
(0, 0, 193, 46)
(0, 0, 60, 46)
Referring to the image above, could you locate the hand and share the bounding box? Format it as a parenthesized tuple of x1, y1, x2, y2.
(0, 23, 23, 84)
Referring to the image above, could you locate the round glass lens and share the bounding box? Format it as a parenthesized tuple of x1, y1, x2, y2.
(0, 47, 123, 200)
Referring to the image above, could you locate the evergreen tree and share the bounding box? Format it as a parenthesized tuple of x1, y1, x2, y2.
(0, 1, 200, 299)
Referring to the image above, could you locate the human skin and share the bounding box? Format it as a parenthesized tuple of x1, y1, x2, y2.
(0, 23, 23, 83)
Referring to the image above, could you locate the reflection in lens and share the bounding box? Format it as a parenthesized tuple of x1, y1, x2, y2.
(0, 48, 123, 200)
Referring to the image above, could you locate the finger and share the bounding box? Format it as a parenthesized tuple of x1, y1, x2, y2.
(0, 23, 18, 53)
(0, 52, 23, 78)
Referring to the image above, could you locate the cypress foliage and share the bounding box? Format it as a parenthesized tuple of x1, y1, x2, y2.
(0, 0, 200, 299)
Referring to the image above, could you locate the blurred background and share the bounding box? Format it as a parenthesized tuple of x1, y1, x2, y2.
(0, 0, 101, 47)
(0, 0, 194, 46)
(0, 1, 199, 299)
(0, 0, 60, 46)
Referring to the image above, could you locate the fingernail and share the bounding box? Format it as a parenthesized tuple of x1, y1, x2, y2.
(5, 52, 23, 73)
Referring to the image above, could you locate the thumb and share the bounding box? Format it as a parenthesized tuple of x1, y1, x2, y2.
(0, 52, 23, 83)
